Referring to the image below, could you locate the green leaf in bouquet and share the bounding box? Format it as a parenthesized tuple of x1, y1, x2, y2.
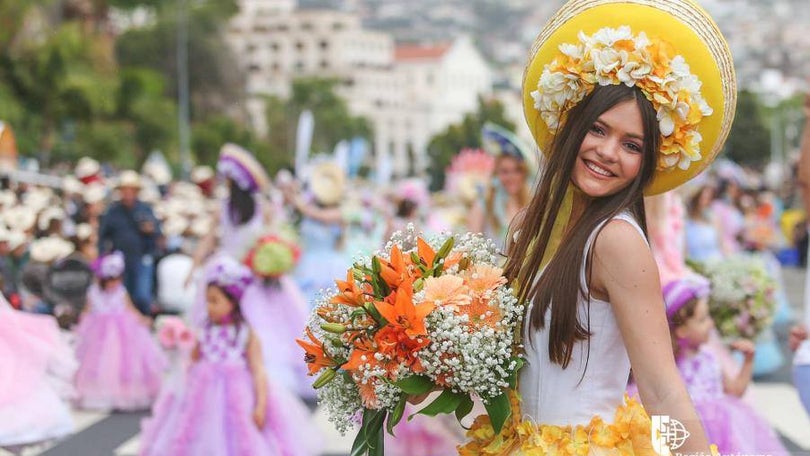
(436, 237, 455, 263)
(410, 389, 464, 419)
(506, 357, 525, 389)
(413, 277, 425, 292)
(394, 375, 435, 395)
(455, 394, 474, 425)
(484, 390, 512, 434)
(410, 251, 422, 266)
(371, 257, 382, 276)
(351, 408, 387, 456)
(386, 396, 407, 436)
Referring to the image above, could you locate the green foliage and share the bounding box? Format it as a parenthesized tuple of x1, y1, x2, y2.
(724, 90, 771, 167)
(427, 97, 515, 190)
(287, 78, 373, 154)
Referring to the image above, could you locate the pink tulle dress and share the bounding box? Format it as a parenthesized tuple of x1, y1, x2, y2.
(241, 278, 314, 398)
(678, 348, 788, 455)
(139, 323, 320, 456)
(74, 283, 167, 410)
(0, 297, 75, 448)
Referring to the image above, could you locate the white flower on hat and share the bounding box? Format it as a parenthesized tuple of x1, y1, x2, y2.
(30, 236, 75, 263)
(38, 207, 66, 232)
(533, 26, 713, 172)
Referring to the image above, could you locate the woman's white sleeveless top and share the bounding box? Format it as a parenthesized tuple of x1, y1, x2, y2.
(518, 212, 647, 426)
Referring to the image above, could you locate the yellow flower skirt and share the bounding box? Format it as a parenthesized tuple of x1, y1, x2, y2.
(459, 392, 656, 456)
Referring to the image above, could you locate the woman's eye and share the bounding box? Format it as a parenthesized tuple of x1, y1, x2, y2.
(589, 125, 604, 135)
(624, 142, 642, 152)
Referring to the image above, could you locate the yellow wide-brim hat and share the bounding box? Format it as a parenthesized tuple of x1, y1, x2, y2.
(523, 0, 736, 195)
(309, 162, 346, 207)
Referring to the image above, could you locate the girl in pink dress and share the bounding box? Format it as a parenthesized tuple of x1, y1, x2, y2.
(74, 251, 167, 410)
(139, 256, 320, 456)
(0, 293, 75, 451)
(664, 277, 788, 455)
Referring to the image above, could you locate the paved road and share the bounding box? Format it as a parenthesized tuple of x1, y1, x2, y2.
(4, 268, 808, 456)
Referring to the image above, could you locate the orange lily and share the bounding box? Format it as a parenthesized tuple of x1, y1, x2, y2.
(374, 324, 429, 374)
(417, 237, 436, 268)
(296, 328, 337, 375)
(379, 245, 410, 289)
(331, 270, 366, 307)
(374, 279, 434, 337)
(342, 347, 376, 371)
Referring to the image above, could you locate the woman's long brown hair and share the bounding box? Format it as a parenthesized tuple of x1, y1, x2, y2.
(504, 84, 659, 368)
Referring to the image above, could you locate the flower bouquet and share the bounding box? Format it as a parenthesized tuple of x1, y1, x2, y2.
(297, 225, 525, 455)
(156, 316, 196, 351)
(690, 254, 777, 340)
(244, 234, 301, 280)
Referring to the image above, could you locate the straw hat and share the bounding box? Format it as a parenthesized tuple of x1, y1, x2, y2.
(189, 216, 213, 238)
(83, 183, 107, 205)
(75, 157, 101, 180)
(217, 143, 269, 193)
(163, 217, 189, 237)
(62, 176, 84, 195)
(4, 206, 36, 232)
(0, 190, 16, 208)
(7, 230, 27, 251)
(37, 207, 66, 232)
(191, 166, 214, 184)
(0, 226, 9, 244)
(117, 170, 142, 189)
(29, 236, 75, 263)
(522, 0, 736, 195)
(309, 162, 346, 206)
(75, 223, 94, 242)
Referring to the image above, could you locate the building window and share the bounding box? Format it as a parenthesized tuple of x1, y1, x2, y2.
(319, 40, 329, 50)
(295, 61, 305, 72)
(246, 44, 257, 53)
(332, 22, 345, 31)
(343, 78, 355, 87)
(301, 22, 313, 31)
(277, 24, 289, 32)
(271, 62, 281, 72)
(320, 60, 329, 69)
(295, 41, 305, 51)
(248, 64, 261, 72)
(270, 42, 280, 51)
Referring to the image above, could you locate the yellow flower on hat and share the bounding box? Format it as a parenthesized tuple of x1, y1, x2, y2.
(531, 25, 713, 174)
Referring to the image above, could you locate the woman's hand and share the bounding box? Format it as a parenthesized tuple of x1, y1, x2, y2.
(253, 405, 266, 428)
(790, 324, 809, 352)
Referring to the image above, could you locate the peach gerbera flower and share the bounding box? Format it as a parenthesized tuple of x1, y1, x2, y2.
(423, 275, 472, 311)
(462, 264, 507, 296)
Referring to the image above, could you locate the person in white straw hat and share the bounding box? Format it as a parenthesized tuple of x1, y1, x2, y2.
(98, 170, 162, 315)
(279, 161, 348, 306)
(75, 157, 102, 185)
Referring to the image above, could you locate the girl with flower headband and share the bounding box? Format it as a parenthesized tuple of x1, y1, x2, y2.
(663, 278, 788, 455)
(461, 0, 737, 454)
(186, 143, 314, 399)
(140, 256, 320, 456)
(74, 251, 167, 410)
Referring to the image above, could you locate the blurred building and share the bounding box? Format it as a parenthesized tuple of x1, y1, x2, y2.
(226, 2, 492, 177)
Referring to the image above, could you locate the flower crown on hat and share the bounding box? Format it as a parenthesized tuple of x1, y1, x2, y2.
(93, 251, 126, 279)
(205, 256, 254, 302)
(531, 25, 712, 173)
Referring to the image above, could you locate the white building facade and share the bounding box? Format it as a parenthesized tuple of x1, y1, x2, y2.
(226, 4, 492, 177)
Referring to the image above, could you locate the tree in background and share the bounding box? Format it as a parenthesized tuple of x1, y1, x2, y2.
(427, 97, 515, 191)
(724, 90, 771, 167)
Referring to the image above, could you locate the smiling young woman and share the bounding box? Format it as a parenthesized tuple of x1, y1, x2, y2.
(459, 0, 737, 454)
